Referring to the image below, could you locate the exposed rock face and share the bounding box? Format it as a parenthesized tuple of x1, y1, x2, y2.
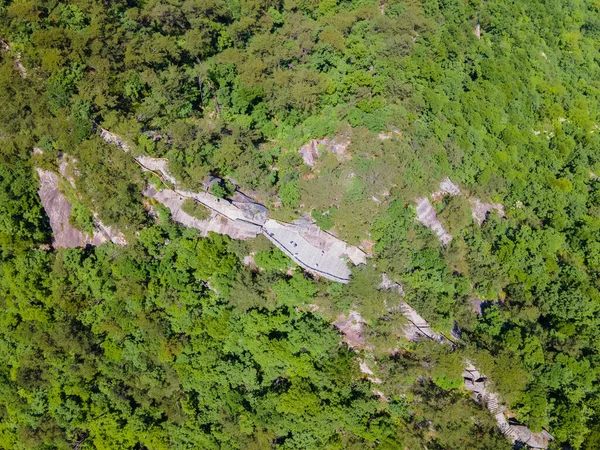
(333, 310, 366, 348)
(298, 136, 350, 167)
(98, 127, 133, 152)
(263, 218, 367, 283)
(511, 426, 554, 449)
(135, 156, 178, 186)
(57, 154, 127, 246)
(415, 197, 453, 245)
(378, 274, 450, 343)
(299, 140, 320, 167)
(36, 169, 106, 248)
(379, 273, 404, 294)
(399, 302, 450, 343)
(231, 191, 269, 224)
(92, 213, 128, 246)
(416, 177, 505, 244)
(135, 152, 366, 282)
(470, 198, 505, 226)
(431, 177, 462, 199)
(242, 254, 255, 266)
(471, 297, 484, 314)
(144, 185, 263, 240)
(0, 41, 27, 78)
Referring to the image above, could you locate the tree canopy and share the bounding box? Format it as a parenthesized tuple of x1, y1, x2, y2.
(2, 0, 600, 448)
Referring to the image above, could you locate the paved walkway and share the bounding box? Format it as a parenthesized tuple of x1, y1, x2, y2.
(143, 186, 263, 240)
(133, 155, 366, 283)
(263, 219, 364, 283)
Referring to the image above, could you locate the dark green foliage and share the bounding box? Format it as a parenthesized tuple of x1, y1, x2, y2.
(0, 160, 50, 256)
(71, 99, 92, 143)
(0, 224, 409, 449)
(437, 195, 472, 236)
(210, 179, 235, 199)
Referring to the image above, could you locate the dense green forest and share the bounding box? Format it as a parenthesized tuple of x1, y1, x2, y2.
(2, 0, 600, 448)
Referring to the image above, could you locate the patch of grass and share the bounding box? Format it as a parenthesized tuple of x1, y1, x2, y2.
(181, 198, 210, 220)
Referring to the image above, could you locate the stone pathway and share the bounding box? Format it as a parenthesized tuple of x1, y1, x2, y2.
(376, 275, 553, 448)
(263, 219, 366, 283)
(129, 153, 366, 283)
(463, 362, 553, 448)
(36, 127, 550, 446)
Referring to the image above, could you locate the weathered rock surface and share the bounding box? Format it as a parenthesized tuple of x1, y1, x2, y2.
(135, 152, 366, 282)
(144, 185, 263, 240)
(399, 302, 450, 343)
(98, 127, 133, 152)
(333, 310, 366, 348)
(36, 169, 106, 248)
(92, 213, 128, 246)
(135, 155, 178, 186)
(57, 154, 127, 246)
(298, 136, 350, 167)
(231, 191, 269, 224)
(470, 197, 505, 226)
(417, 178, 505, 244)
(263, 218, 366, 283)
(431, 177, 462, 199)
(415, 197, 453, 245)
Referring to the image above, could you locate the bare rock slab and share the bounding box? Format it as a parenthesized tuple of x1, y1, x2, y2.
(37, 169, 106, 248)
(415, 197, 453, 245)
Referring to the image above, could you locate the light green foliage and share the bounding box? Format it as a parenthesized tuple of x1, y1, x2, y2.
(71, 137, 147, 231)
(254, 247, 289, 272)
(69, 201, 95, 235)
(180, 198, 210, 220)
(210, 179, 235, 198)
(278, 180, 300, 208)
(311, 207, 335, 230)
